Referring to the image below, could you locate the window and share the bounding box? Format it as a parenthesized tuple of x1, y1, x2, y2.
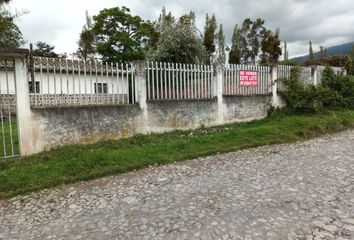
(94, 83, 108, 94)
(29, 81, 40, 93)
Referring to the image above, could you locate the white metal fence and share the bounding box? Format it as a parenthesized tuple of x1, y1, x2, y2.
(223, 64, 272, 95)
(276, 65, 293, 92)
(146, 61, 214, 100)
(30, 57, 136, 107)
(0, 59, 20, 159)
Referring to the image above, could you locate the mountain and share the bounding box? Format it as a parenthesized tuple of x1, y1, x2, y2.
(292, 41, 354, 62)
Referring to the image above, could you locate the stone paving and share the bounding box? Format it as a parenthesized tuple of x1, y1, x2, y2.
(1, 130, 354, 240)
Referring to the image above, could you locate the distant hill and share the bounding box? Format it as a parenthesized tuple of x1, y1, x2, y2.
(292, 41, 354, 63)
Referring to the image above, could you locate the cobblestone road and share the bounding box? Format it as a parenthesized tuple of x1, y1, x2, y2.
(1, 130, 354, 240)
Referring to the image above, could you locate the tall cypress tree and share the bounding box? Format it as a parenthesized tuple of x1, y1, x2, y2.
(229, 24, 241, 64)
(216, 24, 226, 64)
(283, 41, 288, 61)
(203, 14, 217, 64)
(308, 41, 314, 61)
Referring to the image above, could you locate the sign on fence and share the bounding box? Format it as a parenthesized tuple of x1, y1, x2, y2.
(240, 70, 258, 86)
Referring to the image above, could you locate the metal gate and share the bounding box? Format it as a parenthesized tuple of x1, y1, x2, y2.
(0, 58, 20, 159)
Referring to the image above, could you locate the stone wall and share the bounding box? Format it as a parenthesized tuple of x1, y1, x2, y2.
(28, 95, 271, 152)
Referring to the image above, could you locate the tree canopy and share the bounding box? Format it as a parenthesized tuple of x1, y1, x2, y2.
(203, 14, 217, 64)
(228, 24, 241, 64)
(147, 7, 207, 64)
(75, 11, 96, 61)
(0, 0, 23, 48)
(32, 41, 67, 58)
(93, 6, 155, 63)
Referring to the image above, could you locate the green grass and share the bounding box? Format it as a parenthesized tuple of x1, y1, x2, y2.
(1, 109, 354, 199)
(0, 117, 19, 159)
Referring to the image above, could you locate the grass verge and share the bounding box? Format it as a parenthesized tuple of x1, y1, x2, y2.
(1, 109, 354, 199)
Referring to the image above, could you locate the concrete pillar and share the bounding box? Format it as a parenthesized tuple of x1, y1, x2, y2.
(13, 55, 35, 155)
(214, 63, 224, 124)
(133, 60, 148, 133)
(271, 65, 278, 107)
(312, 66, 318, 86)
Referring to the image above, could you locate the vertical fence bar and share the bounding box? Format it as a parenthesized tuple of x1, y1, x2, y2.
(77, 60, 81, 105)
(1, 108, 6, 158)
(89, 61, 93, 105)
(147, 61, 150, 100)
(183, 64, 187, 99)
(66, 59, 69, 106)
(125, 63, 129, 104)
(46, 58, 50, 106)
(84, 61, 87, 104)
(115, 63, 119, 104)
(164, 62, 167, 100)
(172, 63, 176, 99)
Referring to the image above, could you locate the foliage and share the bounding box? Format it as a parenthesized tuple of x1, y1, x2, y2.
(203, 14, 217, 64)
(260, 28, 282, 64)
(75, 11, 96, 61)
(228, 24, 241, 64)
(321, 66, 354, 107)
(239, 18, 279, 64)
(32, 41, 67, 58)
(305, 55, 349, 67)
(283, 41, 289, 61)
(0, 0, 23, 48)
(215, 24, 226, 64)
(280, 66, 354, 113)
(2, 109, 354, 199)
(346, 45, 354, 75)
(93, 6, 155, 63)
(308, 41, 314, 61)
(147, 8, 207, 64)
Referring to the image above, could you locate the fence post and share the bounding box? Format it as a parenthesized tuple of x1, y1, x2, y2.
(313, 66, 318, 86)
(133, 60, 148, 133)
(271, 65, 278, 107)
(13, 51, 35, 155)
(214, 63, 224, 124)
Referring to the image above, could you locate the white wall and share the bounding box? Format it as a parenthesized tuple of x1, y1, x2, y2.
(0, 70, 130, 95)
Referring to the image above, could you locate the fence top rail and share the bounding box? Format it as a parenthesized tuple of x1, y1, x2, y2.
(145, 61, 212, 70)
(0, 48, 29, 58)
(32, 57, 134, 74)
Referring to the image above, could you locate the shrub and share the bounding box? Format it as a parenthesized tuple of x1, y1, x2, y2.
(280, 66, 346, 113)
(322, 66, 354, 108)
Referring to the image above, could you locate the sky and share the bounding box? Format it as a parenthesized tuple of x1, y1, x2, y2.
(11, 0, 354, 58)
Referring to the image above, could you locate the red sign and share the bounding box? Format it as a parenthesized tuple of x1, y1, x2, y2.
(240, 70, 258, 86)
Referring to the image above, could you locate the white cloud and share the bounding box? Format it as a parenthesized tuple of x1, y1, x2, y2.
(11, 0, 354, 58)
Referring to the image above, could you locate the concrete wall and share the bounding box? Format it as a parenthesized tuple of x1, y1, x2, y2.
(29, 105, 142, 151)
(24, 95, 271, 153)
(4, 57, 279, 156)
(223, 95, 271, 122)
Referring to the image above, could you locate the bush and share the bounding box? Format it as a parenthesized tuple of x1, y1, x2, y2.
(322, 66, 354, 108)
(280, 66, 347, 113)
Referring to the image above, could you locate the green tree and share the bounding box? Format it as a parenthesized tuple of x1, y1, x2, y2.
(283, 41, 289, 61)
(93, 6, 154, 63)
(33, 41, 59, 58)
(240, 18, 268, 64)
(203, 14, 217, 64)
(75, 11, 96, 61)
(0, 0, 23, 48)
(148, 9, 207, 64)
(308, 41, 314, 61)
(216, 24, 226, 64)
(319, 46, 325, 59)
(346, 45, 354, 75)
(228, 24, 241, 64)
(260, 28, 282, 64)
